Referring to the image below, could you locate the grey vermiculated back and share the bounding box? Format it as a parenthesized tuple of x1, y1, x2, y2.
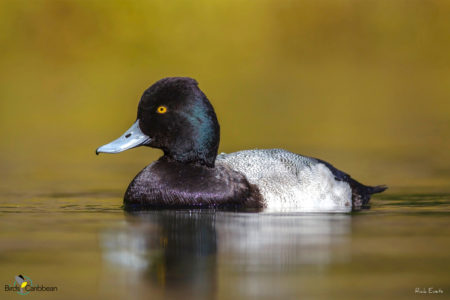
(218, 148, 317, 177)
(216, 149, 353, 212)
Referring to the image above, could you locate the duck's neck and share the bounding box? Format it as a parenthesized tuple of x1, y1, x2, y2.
(150, 120, 220, 167)
(161, 149, 217, 168)
(161, 127, 219, 167)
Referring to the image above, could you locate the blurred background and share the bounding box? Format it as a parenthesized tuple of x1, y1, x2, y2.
(0, 0, 449, 195)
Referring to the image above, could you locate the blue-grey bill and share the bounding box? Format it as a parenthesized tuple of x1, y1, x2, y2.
(96, 120, 151, 155)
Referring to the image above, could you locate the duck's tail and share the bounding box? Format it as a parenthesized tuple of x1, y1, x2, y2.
(312, 157, 387, 211)
(368, 184, 388, 194)
(350, 179, 387, 211)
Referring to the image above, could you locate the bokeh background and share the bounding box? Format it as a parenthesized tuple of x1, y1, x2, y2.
(0, 0, 449, 196)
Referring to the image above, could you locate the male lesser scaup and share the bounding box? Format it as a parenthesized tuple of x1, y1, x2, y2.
(96, 77, 387, 212)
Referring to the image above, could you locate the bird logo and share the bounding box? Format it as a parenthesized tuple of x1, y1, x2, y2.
(14, 274, 31, 295)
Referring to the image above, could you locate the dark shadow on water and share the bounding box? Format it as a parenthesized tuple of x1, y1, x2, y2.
(101, 210, 218, 299)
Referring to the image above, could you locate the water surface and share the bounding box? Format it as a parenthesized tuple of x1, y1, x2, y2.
(0, 191, 449, 299)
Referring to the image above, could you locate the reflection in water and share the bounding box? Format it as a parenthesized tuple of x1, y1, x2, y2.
(101, 211, 217, 300)
(217, 213, 351, 269)
(101, 211, 350, 299)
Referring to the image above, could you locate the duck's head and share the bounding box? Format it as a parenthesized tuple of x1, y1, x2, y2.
(96, 77, 220, 167)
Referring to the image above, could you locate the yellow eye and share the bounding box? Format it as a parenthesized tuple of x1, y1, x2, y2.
(156, 105, 167, 114)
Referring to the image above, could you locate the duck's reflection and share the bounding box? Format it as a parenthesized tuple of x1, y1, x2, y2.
(101, 211, 350, 299)
(101, 210, 217, 300)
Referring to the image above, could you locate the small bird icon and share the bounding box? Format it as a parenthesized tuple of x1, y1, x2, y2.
(15, 275, 28, 294)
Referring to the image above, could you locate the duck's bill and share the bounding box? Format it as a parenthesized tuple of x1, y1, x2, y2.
(96, 120, 151, 155)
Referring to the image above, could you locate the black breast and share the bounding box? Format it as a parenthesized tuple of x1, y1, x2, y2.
(124, 158, 263, 209)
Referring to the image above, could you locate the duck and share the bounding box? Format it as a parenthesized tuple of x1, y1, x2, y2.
(96, 77, 387, 212)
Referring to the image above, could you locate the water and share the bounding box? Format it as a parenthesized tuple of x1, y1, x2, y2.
(0, 191, 449, 299)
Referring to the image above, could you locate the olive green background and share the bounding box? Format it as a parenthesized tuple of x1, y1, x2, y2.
(1, 0, 449, 194)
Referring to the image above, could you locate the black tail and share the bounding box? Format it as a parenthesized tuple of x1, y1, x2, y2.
(368, 185, 388, 194)
(350, 180, 388, 211)
(312, 157, 388, 211)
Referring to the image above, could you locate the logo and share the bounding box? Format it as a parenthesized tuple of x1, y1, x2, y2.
(4, 274, 58, 295)
(14, 275, 31, 295)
